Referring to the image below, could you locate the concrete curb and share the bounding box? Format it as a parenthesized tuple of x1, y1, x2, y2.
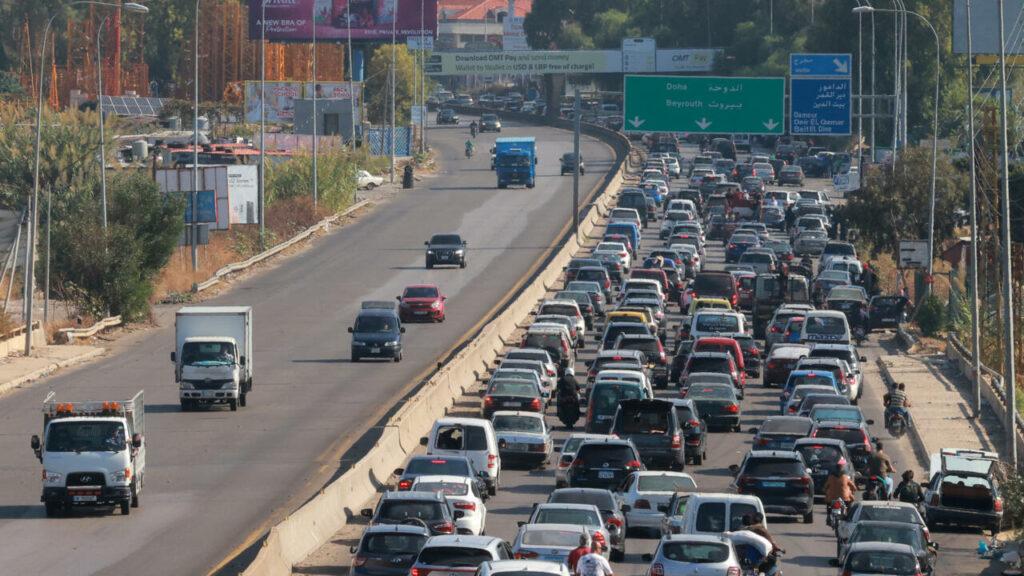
(896, 324, 918, 353)
(875, 357, 930, 470)
(0, 347, 106, 397)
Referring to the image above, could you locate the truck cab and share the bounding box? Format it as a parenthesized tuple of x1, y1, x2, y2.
(172, 306, 253, 411)
(495, 137, 537, 188)
(31, 391, 145, 517)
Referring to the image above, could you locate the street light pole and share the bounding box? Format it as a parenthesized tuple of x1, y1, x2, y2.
(97, 13, 112, 229)
(192, 0, 200, 271)
(347, 0, 355, 148)
(857, 7, 863, 168)
(390, 6, 396, 184)
(311, 0, 318, 212)
(966, 0, 982, 417)
(29, 0, 148, 356)
(259, 0, 266, 241)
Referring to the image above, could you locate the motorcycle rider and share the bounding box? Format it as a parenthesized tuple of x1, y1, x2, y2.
(470, 120, 478, 138)
(742, 513, 783, 574)
(465, 139, 474, 157)
(883, 382, 912, 429)
(893, 469, 926, 505)
(866, 441, 896, 499)
(823, 463, 857, 522)
(556, 368, 582, 427)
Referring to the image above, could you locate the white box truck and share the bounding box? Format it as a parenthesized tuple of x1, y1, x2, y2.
(31, 391, 146, 517)
(171, 306, 253, 411)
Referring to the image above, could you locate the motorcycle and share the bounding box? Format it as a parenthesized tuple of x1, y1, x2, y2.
(886, 408, 909, 438)
(826, 498, 847, 529)
(465, 146, 474, 159)
(863, 476, 889, 501)
(854, 326, 866, 346)
(470, 124, 477, 138)
(557, 391, 581, 428)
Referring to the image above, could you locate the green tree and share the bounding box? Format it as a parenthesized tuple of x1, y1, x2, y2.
(846, 146, 967, 259)
(45, 172, 185, 320)
(364, 44, 417, 125)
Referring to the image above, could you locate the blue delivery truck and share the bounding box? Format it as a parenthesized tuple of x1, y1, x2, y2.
(495, 137, 537, 188)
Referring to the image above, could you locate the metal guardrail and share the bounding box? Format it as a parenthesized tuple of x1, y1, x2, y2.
(193, 199, 372, 293)
(59, 316, 122, 343)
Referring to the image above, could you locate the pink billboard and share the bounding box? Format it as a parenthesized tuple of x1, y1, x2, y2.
(248, 0, 437, 42)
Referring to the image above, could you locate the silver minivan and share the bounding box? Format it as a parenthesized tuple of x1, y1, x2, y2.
(673, 492, 766, 536)
(422, 418, 501, 495)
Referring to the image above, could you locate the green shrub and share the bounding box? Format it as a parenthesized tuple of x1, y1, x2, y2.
(916, 293, 946, 337)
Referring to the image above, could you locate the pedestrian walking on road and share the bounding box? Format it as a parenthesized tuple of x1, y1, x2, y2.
(575, 540, 613, 576)
(568, 534, 591, 573)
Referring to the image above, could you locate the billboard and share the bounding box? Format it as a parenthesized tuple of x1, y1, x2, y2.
(425, 51, 623, 76)
(953, 0, 1024, 55)
(245, 82, 302, 123)
(502, 16, 528, 51)
(654, 49, 715, 73)
(249, 0, 437, 42)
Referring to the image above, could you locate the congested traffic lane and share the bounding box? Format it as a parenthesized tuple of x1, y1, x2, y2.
(0, 118, 617, 576)
(376, 153, 995, 576)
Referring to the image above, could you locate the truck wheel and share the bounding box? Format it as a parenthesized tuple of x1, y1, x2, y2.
(239, 392, 247, 407)
(803, 510, 814, 524)
(229, 399, 238, 411)
(526, 183, 535, 188)
(180, 399, 191, 412)
(45, 502, 61, 518)
(121, 499, 130, 515)
(352, 353, 360, 363)
(394, 351, 403, 363)
(131, 481, 140, 508)
(460, 260, 467, 269)
(426, 260, 433, 269)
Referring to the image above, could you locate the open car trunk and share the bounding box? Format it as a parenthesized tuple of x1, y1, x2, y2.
(940, 478, 994, 511)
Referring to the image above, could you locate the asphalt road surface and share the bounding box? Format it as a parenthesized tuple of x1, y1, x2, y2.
(0, 117, 615, 576)
(319, 147, 994, 576)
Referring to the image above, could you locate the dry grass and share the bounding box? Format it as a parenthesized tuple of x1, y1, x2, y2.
(153, 233, 240, 299)
(46, 317, 90, 344)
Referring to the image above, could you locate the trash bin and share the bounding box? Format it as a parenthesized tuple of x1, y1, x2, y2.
(402, 164, 414, 189)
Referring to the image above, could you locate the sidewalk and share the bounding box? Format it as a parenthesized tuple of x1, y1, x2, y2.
(878, 353, 1003, 467)
(0, 345, 106, 397)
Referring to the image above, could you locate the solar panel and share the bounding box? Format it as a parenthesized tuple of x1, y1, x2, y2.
(99, 95, 168, 117)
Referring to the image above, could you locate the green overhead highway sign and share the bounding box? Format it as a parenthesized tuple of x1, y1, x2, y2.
(623, 75, 785, 134)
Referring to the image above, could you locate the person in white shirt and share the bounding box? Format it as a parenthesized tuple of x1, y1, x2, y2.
(575, 539, 614, 576)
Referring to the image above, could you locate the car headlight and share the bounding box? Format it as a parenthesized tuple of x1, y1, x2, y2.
(426, 250, 434, 255)
(430, 301, 441, 309)
(352, 340, 367, 346)
(455, 249, 465, 255)
(180, 381, 194, 390)
(399, 302, 411, 308)
(43, 470, 62, 485)
(110, 468, 130, 483)
(221, 380, 237, 390)
(385, 341, 400, 347)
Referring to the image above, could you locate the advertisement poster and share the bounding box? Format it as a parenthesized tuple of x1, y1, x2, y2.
(228, 166, 259, 224)
(302, 82, 360, 101)
(425, 51, 623, 76)
(245, 82, 303, 123)
(502, 17, 528, 51)
(249, 0, 437, 42)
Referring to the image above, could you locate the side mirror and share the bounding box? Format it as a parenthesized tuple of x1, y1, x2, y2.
(424, 241, 429, 246)
(642, 553, 654, 562)
(462, 240, 468, 246)
(442, 296, 447, 301)
(656, 504, 668, 513)
(170, 351, 177, 363)
(453, 510, 465, 520)
(871, 437, 879, 443)
(542, 392, 549, 398)
(419, 437, 429, 446)
(729, 464, 740, 478)
(393, 468, 404, 476)
(620, 504, 631, 513)
(866, 419, 875, 425)
(396, 296, 401, 301)
(517, 521, 526, 527)
(478, 470, 490, 479)
(31, 435, 40, 451)
(400, 327, 406, 333)
(748, 427, 758, 434)
(860, 356, 867, 362)
(347, 327, 354, 333)
(360, 508, 374, 518)
(132, 434, 143, 448)
(930, 542, 940, 550)
(350, 546, 358, 554)
(239, 356, 247, 366)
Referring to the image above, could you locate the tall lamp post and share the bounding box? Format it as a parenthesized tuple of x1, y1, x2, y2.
(854, 4, 940, 291)
(192, 0, 201, 271)
(29, 0, 149, 356)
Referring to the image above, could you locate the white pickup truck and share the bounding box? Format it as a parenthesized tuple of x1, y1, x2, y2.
(31, 391, 145, 517)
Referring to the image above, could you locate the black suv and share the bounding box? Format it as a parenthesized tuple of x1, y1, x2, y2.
(479, 113, 502, 132)
(613, 333, 668, 387)
(425, 233, 467, 269)
(560, 153, 585, 175)
(731, 450, 814, 523)
(436, 108, 459, 125)
(610, 399, 686, 470)
(361, 490, 458, 535)
(567, 438, 644, 490)
(617, 190, 649, 227)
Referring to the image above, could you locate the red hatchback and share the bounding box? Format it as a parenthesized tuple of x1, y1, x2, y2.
(397, 285, 446, 322)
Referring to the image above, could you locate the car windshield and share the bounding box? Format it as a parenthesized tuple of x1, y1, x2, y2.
(45, 421, 127, 452)
(810, 406, 862, 422)
(695, 315, 740, 333)
(859, 505, 921, 524)
(416, 547, 493, 567)
(414, 481, 470, 496)
(638, 475, 696, 492)
(355, 316, 397, 333)
(521, 529, 583, 547)
(805, 316, 847, 335)
(378, 501, 444, 522)
(534, 508, 601, 526)
(744, 458, 805, 476)
(591, 385, 643, 415)
(405, 287, 439, 298)
(490, 382, 536, 396)
(852, 525, 921, 548)
(790, 374, 835, 387)
(761, 419, 813, 434)
(364, 533, 428, 554)
(687, 386, 734, 399)
(577, 444, 636, 466)
(796, 444, 843, 467)
(549, 491, 614, 510)
(492, 414, 543, 433)
(688, 357, 731, 373)
(430, 235, 462, 245)
(845, 551, 918, 575)
(815, 427, 866, 446)
(617, 407, 670, 434)
(180, 341, 235, 366)
(661, 542, 730, 563)
(406, 458, 470, 476)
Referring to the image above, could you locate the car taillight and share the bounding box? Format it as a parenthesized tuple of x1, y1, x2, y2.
(626, 460, 642, 469)
(488, 454, 497, 469)
(606, 517, 623, 528)
(352, 555, 367, 567)
(687, 419, 700, 428)
(484, 396, 494, 407)
(398, 479, 412, 490)
(756, 437, 770, 445)
(727, 568, 740, 576)
(723, 404, 739, 413)
(658, 342, 666, 362)
(412, 568, 431, 576)
(635, 499, 651, 509)
(547, 368, 556, 376)
(796, 476, 811, 485)
(529, 398, 541, 411)
(728, 244, 735, 249)
(433, 521, 454, 533)
(650, 563, 665, 576)
(515, 551, 539, 559)
(572, 458, 585, 468)
(930, 493, 940, 506)
(591, 531, 606, 547)
(559, 455, 573, 468)
(671, 434, 681, 449)
(454, 501, 476, 511)
(995, 498, 1004, 512)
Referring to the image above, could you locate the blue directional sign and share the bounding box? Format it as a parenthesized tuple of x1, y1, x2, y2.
(790, 53, 851, 77)
(182, 191, 217, 223)
(790, 77, 852, 136)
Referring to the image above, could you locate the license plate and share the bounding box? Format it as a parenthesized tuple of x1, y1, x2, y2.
(414, 310, 428, 315)
(503, 402, 520, 407)
(762, 481, 787, 488)
(883, 317, 895, 322)
(370, 347, 381, 353)
(73, 495, 97, 502)
(441, 254, 450, 259)
(598, 471, 615, 479)
(597, 414, 611, 420)
(505, 442, 526, 451)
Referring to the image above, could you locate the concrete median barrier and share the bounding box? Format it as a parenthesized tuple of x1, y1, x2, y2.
(240, 118, 630, 576)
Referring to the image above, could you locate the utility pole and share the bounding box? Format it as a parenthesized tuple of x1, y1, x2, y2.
(97, 14, 110, 229)
(390, 7, 397, 183)
(997, 0, 1017, 468)
(311, 0, 318, 212)
(572, 89, 580, 240)
(966, 0, 982, 417)
(259, 0, 266, 241)
(871, 10, 876, 160)
(192, 0, 200, 271)
(347, 0, 355, 147)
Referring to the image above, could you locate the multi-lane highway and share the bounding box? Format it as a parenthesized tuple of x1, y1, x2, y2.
(0, 117, 616, 576)
(300, 146, 997, 576)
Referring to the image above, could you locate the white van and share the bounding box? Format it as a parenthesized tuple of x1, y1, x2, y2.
(422, 418, 501, 495)
(799, 310, 851, 345)
(675, 492, 767, 535)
